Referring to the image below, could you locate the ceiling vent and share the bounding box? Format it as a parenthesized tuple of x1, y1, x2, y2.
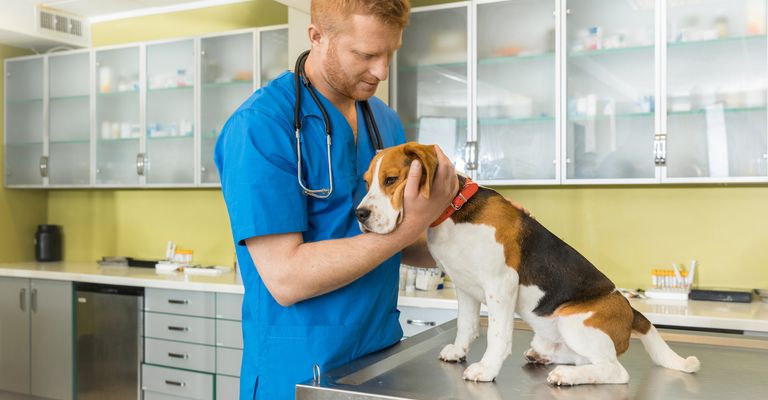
(36, 5, 88, 40)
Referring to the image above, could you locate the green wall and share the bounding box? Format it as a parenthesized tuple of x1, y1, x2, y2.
(0, 44, 49, 262)
(13, 0, 768, 290)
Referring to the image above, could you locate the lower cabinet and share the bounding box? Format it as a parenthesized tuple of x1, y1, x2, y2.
(0, 277, 73, 400)
(143, 289, 243, 400)
(399, 306, 457, 338)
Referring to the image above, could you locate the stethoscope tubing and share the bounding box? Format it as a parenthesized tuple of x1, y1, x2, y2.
(293, 50, 383, 198)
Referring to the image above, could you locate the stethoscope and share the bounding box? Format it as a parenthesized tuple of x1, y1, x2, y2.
(294, 50, 384, 199)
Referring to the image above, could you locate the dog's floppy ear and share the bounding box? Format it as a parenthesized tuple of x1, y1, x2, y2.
(403, 142, 438, 199)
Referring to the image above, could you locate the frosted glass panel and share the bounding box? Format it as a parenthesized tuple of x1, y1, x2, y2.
(566, 0, 656, 180)
(202, 32, 255, 184)
(49, 52, 90, 185)
(666, 0, 768, 178)
(146, 39, 195, 184)
(5, 58, 44, 185)
(397, 6, 469, 171)
(260, 28, 289, 86)
(476, 0, 557, 181)
(96, 46, 141, 185)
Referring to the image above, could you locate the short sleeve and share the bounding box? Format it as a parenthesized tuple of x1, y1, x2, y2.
(215, 109, 307, 246)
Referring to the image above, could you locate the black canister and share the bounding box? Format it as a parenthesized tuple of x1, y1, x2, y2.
(35, 225, 62, 262)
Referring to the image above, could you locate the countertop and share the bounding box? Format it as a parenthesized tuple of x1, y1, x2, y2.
(400, 288, 768, 334)
(296, 318, 768, 400)
(0, 261, 245, 294)
(1, 262, 767, 333)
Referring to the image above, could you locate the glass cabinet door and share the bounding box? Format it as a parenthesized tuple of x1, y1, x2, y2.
(201, 32, 254, 185)
(95, 46, 141, 185)
(665, 0, 767, 180)
(49, 51, 90, 185)
(260, 27, 289, 87)
(396, 5, 469, 171)
(146, 39, 195, 185)
(4, 57, 44, 186)
(565, 0, 657, 181)
(476, 0, 557, 183)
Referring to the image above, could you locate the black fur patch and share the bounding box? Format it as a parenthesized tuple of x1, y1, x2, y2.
(448, 181, 615, 317)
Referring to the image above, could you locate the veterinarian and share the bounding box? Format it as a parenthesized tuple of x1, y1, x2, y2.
(214, 0, 458, 398)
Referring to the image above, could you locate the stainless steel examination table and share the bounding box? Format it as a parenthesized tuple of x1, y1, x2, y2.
(297, 318, 768, 399)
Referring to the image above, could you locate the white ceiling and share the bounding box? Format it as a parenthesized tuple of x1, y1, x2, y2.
(26, 0, 254, 21)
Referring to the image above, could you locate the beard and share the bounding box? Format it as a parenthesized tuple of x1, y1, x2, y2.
(323, 43, 378, 101)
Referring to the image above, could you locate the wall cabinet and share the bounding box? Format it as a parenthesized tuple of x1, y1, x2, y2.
(394, 0, 768, 185)
(0, 278, 73, 400)
(4, 26, 288, 189)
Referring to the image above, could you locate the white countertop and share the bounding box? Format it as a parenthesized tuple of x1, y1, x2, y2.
(0, 261, 245, 294)
(399, 288, 768, 334)
(2, 262, 766, 333)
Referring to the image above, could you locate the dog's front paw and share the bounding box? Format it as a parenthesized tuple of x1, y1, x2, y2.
(462, 362, 498, 382)
(439, 344, 467, 363)
(524, 348, 551, 365)
(547, 366, 578, 386)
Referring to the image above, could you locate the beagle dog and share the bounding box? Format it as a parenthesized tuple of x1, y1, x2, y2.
(357, 142, 700, 385)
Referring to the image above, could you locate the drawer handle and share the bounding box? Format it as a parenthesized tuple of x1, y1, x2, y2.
(407, 319, 436, 327)
(168, 352, 189, 359)
(168, 299, 189, 305)
(165, 380, 186, 387)
(168, 326, 189, 332)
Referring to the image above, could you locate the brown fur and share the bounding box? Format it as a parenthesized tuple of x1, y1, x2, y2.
(362, 143, 437, 213)
(555, 292, 635, 355)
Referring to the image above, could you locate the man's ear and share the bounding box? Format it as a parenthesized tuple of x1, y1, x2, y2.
(403, 142, 438, 199)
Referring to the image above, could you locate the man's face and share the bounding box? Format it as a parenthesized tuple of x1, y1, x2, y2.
(320, 14, 402, 101)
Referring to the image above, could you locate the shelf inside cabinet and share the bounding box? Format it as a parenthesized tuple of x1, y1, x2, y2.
(478, 52, 555, 65)
(97, 90, 139, 97)
(398, 61, 467, 72)
(668, 34, 766, 49)
(147, 134, 194, 140)
(6, 98, 43, 105)
(5, 141, 43, 147)
(147, 86, 193, 93)
(50, 95, 89, 101)
(569, 44, 654, 58)
(202, 80, 252, 89)
(50, 139, 90, 145)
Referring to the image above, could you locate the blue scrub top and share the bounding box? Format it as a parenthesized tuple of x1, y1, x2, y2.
(215, 71, 406, 400)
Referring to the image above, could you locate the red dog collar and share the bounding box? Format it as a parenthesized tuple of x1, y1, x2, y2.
(430, 177, 479, 228)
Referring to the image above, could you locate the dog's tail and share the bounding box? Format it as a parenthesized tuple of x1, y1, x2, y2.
(632, 308, 700, 373)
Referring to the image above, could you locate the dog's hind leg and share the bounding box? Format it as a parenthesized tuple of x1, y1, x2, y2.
(546, 313, 629, 385)
(440, 288, 481, 362)
(462, 273, 519, 382)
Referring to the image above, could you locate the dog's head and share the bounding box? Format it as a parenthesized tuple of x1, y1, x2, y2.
(356, 142, 438, 234)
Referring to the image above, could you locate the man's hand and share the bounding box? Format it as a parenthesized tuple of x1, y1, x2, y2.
(397, 146, 458, 241)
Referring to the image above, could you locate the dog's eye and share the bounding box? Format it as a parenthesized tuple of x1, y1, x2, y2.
(384, 176, 398, 186)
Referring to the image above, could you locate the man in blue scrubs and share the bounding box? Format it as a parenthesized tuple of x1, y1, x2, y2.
(214, 1, 458, 398)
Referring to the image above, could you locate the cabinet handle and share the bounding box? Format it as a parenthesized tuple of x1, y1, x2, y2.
(39, 156, 49, 178)
(31, 288, 37, 312)
(464, 141, 478, 171)
(168, 326, 189, 332)
(168, 352, 189, 359)
(164, 380, 186, 387)
(654, 133, 667, 166)
(20, 288, 26, 311)
(407, 319, 436, 327)
(136, 153, 146, 176)
(168, 299, 189, 305)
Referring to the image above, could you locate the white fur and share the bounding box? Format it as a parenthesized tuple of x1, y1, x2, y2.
(357, 157, 400, 234)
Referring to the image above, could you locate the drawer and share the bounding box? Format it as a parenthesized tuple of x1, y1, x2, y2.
(143, 390, 191, 400)
(216, 293, 243, 320)
(216, 375, 240, 399)
(145, 312, 215, 345)
(216, 320, 243, 349)
(216, 347, 243, 377)
(145, 338, 215, 373)
(399, 306, 457, 338)
(146, 288, 215, 318)
(142, 364, 213, 400)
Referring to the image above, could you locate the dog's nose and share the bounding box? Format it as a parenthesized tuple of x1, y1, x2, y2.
(356, 208, 371, 223)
